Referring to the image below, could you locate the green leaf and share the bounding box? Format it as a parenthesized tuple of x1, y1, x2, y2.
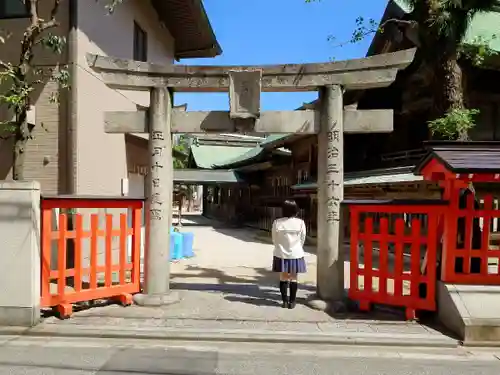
(40, 34, 66, 55)
(428, 108, 479, 140)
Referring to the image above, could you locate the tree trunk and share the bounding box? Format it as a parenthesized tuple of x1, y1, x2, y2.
(12, 116, 29, 181)
(178, 195, 183, 227)
(187, 186, 192, 212)
(433, 54, 468, 140)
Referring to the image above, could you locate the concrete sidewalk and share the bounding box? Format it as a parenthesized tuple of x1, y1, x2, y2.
(2, 318, 457, 348)
(34, 214, 456, 348)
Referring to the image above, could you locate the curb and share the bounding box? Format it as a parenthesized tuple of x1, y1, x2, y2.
(0, 325, 459, 348)
(460, 341, 500, 348)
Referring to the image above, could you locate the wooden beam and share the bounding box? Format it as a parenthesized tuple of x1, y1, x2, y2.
(105, 110, 318, 134)
(344, 109, 393, 133)
(88, 48, 415, 77)
(104, 109, 393, 134)
(87, 48, 415, 92)
(97, 69, 400, 92)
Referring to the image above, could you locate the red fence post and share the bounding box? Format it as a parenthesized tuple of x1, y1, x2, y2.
(349, 208, 360, 302)
(378, 218, 389, 297)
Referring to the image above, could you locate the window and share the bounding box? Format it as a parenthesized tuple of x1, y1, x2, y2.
(0, 0, 29, 19)
(133, 21, 147, 62)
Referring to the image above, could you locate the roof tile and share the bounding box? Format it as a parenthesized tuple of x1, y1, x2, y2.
(190, 145, 254, 169)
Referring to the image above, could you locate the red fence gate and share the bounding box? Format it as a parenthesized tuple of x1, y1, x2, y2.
(346, 199, 447, 320)
(41, 196, 144, 318)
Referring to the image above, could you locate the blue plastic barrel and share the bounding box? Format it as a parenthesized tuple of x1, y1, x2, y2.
(170, 232, 183, 260)
(181, 232, 194, 258)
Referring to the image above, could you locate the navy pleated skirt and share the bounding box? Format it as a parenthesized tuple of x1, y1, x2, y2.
(272, 256, 307, 273)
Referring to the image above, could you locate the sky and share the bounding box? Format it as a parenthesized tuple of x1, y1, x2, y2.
(174, 0, 390, 111)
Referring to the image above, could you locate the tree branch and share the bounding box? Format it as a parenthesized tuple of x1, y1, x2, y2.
(0, 134, 14, 141)
(40, 0, 61, 31)
(380, 18, 417, 31)
(326, 17, 418, 54)
(0, 59, 10, 70)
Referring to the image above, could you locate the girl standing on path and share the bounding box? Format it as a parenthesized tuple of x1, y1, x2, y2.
(271, 200, 307, 309)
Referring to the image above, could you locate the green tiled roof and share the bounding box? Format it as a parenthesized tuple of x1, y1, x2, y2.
(189, 144, 254, 169)
(260, 133, 307, 150)
(189, 134, 294, 170)
(393, 0, 500, 52)
(345, 172, 422, 186)
(291, 167, 424, 190)
(210, 134, 292, 168)
(213, 147, 265, 168)
(174, 169, 244, 184)
(260, 134, 290, 147)
(291, 182, 318, 190)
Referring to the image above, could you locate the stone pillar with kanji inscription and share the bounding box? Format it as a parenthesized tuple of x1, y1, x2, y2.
(316, 85, 345, 302)
(134, 87, 178, 306)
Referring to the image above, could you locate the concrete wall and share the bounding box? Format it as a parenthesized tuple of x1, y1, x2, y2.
(0, 2, 70, 194)
(75, 0, 175, 196)
(0, 181, 41, 326)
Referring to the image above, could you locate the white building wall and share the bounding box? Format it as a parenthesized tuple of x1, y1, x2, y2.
(75, 0, 175, 195)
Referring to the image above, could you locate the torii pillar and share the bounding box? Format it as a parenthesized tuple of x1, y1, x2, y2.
(133, 87, 177, 306)
(316, 85, 345, 303)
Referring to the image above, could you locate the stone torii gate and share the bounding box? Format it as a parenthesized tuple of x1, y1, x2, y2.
(87, 48, 415, 307)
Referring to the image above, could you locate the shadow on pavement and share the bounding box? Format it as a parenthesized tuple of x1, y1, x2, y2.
(172, 264, 318, 309)
(170, 262, 457, 336)
(172, 213, 215, 227)
(170, 265, 407, 322)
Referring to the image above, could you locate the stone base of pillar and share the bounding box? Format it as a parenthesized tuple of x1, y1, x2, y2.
(306, 295, 348, 314)
(0, 306, 40, 327)
(133, 291, 180, 307)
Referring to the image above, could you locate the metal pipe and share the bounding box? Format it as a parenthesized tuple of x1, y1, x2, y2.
(66, 0, 78, 194)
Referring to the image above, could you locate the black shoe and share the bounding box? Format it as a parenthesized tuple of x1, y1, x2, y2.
(288, 301, 296, 309)
(282, 300, 289, 308)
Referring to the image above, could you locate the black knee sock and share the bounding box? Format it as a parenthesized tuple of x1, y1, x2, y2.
(289, 281, 298, 303)
(279, 281, 288, 302)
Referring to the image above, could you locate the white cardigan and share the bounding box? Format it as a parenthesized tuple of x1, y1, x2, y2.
(272, 217, 306, 259)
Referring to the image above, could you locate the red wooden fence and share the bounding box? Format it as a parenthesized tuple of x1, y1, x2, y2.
(41, 196, 143, 319)
(346, 200, 446, 320)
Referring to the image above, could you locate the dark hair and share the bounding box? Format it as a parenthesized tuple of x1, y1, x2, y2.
(282, 199, 299, 218)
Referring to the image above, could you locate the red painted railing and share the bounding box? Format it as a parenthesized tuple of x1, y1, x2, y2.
(346, 200, 446, 320)
(441, 192, 500, 284)
(40, 196, 143, 318)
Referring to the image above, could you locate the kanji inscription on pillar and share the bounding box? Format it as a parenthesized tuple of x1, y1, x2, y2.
(150, 130, 165, 220)
(326, 121, 341, 223)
